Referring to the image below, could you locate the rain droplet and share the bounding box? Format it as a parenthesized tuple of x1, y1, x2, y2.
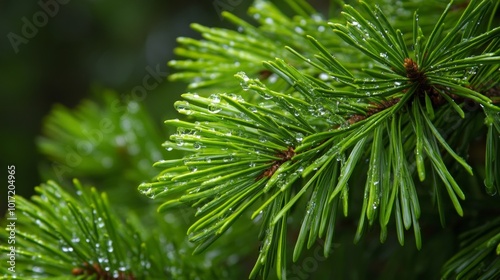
(209, 94, 220, 103)
(61, 246, 73, 252)
(193, 142, 202, 150)
(175, 101, 193, 115)
(189, 166, 198, 172)
(208, 104, 221, 113)
(96, 217, 105, 228)
(295, 133, 304, 143)
(268, 74, 278, 84)
(485, 185, 497, 196)
(262, 93, 273, 100)
(238, 72, 250, 90)
(71, 235, 80, 243)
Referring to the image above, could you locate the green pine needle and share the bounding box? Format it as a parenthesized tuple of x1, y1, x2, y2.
(140, 0, 500, 278)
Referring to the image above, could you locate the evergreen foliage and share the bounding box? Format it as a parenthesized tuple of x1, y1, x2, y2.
(2, 0, 500, 279)
(0, 179, 223, 279)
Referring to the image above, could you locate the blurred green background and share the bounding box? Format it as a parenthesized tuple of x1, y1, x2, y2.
(0, 0, 254, 215)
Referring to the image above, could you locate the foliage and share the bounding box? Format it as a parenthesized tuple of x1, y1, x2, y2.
(0, 180, 222, 279)
(442, 216, 500, 279)
(142, 0, 500, 279)
(1, 0, 500, 279)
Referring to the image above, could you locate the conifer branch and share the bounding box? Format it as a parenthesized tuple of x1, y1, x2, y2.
(140, 0, 500, 278)
(0, 180, 223, 279)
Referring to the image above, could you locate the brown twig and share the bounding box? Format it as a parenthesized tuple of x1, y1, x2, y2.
(257, 146, 295, 180)
(72, 262, 136, 280)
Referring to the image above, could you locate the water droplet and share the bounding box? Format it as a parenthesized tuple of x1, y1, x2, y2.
(306, 201, 316, 214)
(319, 73, 329, 81)
(238, 72, 250, 90)
(268, 74, 278, 84)
(379, 52, 388, 59)
(176, 139, 184, 146)
(175, 101, 193, 115)
(228, 93, 244, 101)
(193, 142, 202, 150)
(295, 133, 304, 143)
(262, 93, 273, 100)
(209, 94, 220, 103)
(485, 184, 497, 196)
(208, 104, 221, 113)
(336, 152, 345, 162)
(61, 246, 73, 252)
(71, 235, 80, 243)
(189, 166, 198, 172)
(312, 14, 323, 22)
(97, 217, 105, 228)
(32, 266, 44, 273)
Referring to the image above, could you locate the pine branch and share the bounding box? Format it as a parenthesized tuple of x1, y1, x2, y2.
(168, 0, 346, 97)
(140, 0, 500, 279)
(442, 217, 500, 279)
(0, 180, 223, 279)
